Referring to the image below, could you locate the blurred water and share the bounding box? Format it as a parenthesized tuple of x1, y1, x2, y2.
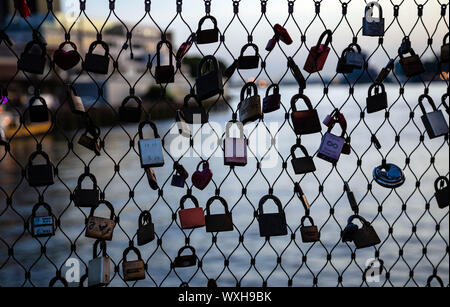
(0, 84, 448, 287)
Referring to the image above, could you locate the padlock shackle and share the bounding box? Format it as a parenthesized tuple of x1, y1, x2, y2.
(87, 40, 110, 56)
(265, 83, 280, 97)
(83, 122, 101, 139)
(156, 40, 173, 67)
(179, 194, 200, 209)
(225, 121, 245, 139)
(177, 245, 196, 257)
(195, 159, 210, 172)
(240, 43, 259, 57)
(258, 194, 283, 215)
(347, 43, 362, 54)
(29, 96, 48, 108)
(183, 93, 203, 108)
(365, 1, 383, 20)
(368, 82, 386, 96)
(138, 120, 160, 140)
(240, 82, 258, 102)
(443, 33, 449, 45)
(426, 274, 444, 287)
(434, 176, 449, 192)
(123, 246, 143, 262)
(89, 200, 115, 220)
(301, 215, 315, 227)
(57, 41, 78, 52)
(93, 239, 107, 258)
(28, 150, 51, 166)
(49, 276, 68, 287)
(77, 172, 98, 190)
(205, 196, 229, 215)
(31, 201, 53, 216)
(326, 114, 347, 138)
(347, 214, 370, 227)
(197, 15, 218, 31)
(418, 94, 438, 114)
(315, 29, 332, 50)
(138, 210, 153, 227)
(398, 47, 417, 58)
(290, 144, 311, 159)
(290, 93, 313, 112)
(121, 95, 143, 108)
(23, 40, 46, 58)
(197, 55, 219, 77)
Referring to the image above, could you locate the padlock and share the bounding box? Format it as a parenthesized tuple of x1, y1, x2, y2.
(287, 57, 306, 90)
(182, 94, 209, 124)
(224, 121, 248, 167)
(366, 82, 388, 114)
(304, 30, 332, 73)
(295, 183, 311, 211)
(258, 195, 288, 237)
(362, 1, 385, 37)
(26, 150, 54, 187)
(290, 94, 322, 135)
(376, 59, 395, 83)
(238, 82, 262, 124)
(178, 194, 205, 229)
(119, 96, 143, 123)
(344, 182, 359, 212)
(300, 216, 320, 243)
(137, 210, 155, 246)
(342, 215, 381, 249)
(145, 167, 159, 190)
(17, 40, 46, 74)
(317, 117, 346, 164)
(274, 24, 293, 45)
(399, 48, 425, 78)
(265, 37, 278, 52)
(73, 173, 100, 208)
(155, 40, 175, 84)
(171, 163, 189, 188)
(88, 239, 110, 287)
(262, 84, 281, 114)
(373, 162, 405, 189)
(85, 200, 116, 241)
(176, 33, 194, 62)
(441, 33, 449, 63)
(434, 176, 449, 209)
(28, 96, 49, 123)
(67, 85, 85, 115)
(192, 160, 213, 190)
(174, 246, 197, 268)
(426, 275, 445, 288)
(344, 43, 364, 69)
(138, 120, 164, 168)
(83, 40, 110, 75)
(122, 247, 146, 281)
(175, 109, 191, 138)
(196, 55, 223, 101)
(290, 144, 316, 175)
(419, 94, 449, 139)
(336, 47, 356, 74)
(238, 43, 260, 70)
(196, 16, 219, 44)
(53, 41, 80, 71)
(78, 125, 101, 156)
(224, 59, 239, 78)
(30, 202, 55, 238)
(205, 196, 233, 233)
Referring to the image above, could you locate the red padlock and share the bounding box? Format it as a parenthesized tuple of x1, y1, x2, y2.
(178, 194, 205, 230)
(274, 24, 293, 45)
(192, 160, 213, 190)
(176, 33, 194, 62)
(304, 30, 332, 73)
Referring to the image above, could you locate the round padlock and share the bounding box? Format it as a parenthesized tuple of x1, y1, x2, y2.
(373, 163, 405, 189)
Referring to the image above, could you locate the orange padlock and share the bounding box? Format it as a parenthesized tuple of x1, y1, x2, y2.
(178, 194, 205, 229)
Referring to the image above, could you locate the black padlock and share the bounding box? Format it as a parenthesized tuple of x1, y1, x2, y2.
(174, 246, 197, 268)
(196, 16, 219, 44)
(262, 84, 281, 114)
(28, 97, 49, 123)
(344, 43, 364, 69)
(362, 1, 385, 37)
(399, 48, 425, 78)
(83, 40, 110, 75)
(119, 96, 143, 123)
(238, 43, 260, 70)
(291, 94, 322, 135)
(366, 82, 388, 114)
(137, 210, 155, 246)
(155, 40, 175, 84)
(418, 94, 449, 139)
(30, 202, 55, 238)
(26, 151, 54, 187)
(196, 55, 223, 101)
(182, 94, 209, 124)
(78, 125, 101, 156)
(287, 57, 306, 90)
(171, 163, 188, 188)
(145, 168, 159, 191)
(343, 215, 381, 249)
(258, 195, 288, 237)
(300, 216, 320, 243)
(336, 47, 355, 74)
(74, 173, 100, 208)
(17, 40, 47, 74)
(375, 59, 395, 83)
(290, 144, 316, 175)
(434, 177, 449, 209)
(205, 196, 234, 233)
(441, 33, 449, 63)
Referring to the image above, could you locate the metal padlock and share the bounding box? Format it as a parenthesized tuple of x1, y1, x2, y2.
(137, 210, 155, 246)
(171, 163, 189, 188)
(53, 41, 80, 71)
(238, 43, 260, 70)
(238, 82, 262, 124)
(138, 120, 164, 168)
(344, 43, 364, 69)
(30, 202, 55, 238)
(178, 194, 205, 229)
(192, 160, 213, 190)
(262, 84, 281, 114)
(300, 216, 320, 243)
(434, 176, 449, 209)
(155, 40, 175, 84)
(336, 47, 356, 74)
(122, 247, 146, 281)
(317, 119, 346, 164)
(290, 144, 316, 175)
(224, 121, 247, 167)
(304, 30, 332, 73)
(175, 109, 191, 138)
(83, 40, 110, 75)
(441, 33, 449, 63)
(119, 96, 143, 123)
(362, 1, 385, 37)
(26, 151, 54, 187)
(342, 215, 381, 249)
(291, 94, 322, 135)
(344, 182, 359, 212)
(176, 33, 194, 62)
(366, 82, 388, 114)
(196, 55, 223, 101)
(78, 125, 101, 156)
(373, 162, 405, 189)
(145, 167, 159, 190)
(88, 240, 110, 287)
(287, 57, 306, 90)
(258, 195, 288, 237)
(196, 16, 219, 44)
(295, 183, 311, 211)
(399, 48, 425, 78)
(85, 200, 116, 241)
(174, 246, 197, 268)
(418, 94, 449, 139)
(67, 85, 85, 115)
(182, 94, 209, 124)
(28, 97, 49, 123)
(376, 59, 395, 83)
(18, 40, 46, 74)
(205, 196, 234, 233)
(73, 173, 100, 208)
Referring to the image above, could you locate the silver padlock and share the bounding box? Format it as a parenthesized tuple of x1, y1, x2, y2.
(238, 82, 262, 125)
(418, 94, 449, 139)
(317, 117, 346, 164)
(30, 202, 55, 238)
(67, 85, 85, 115)
(138, 120, 165, 168)
(88, 240, 110, 287)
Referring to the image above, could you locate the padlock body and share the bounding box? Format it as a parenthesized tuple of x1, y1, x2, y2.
(182, 106, 209, 124)
(192, 167, 213, 190)
(224, 137, 247, 166)
(138, 138, 165, 168)
(18, 54, 46, 74)
(238, 55, 259, 70)
(304, 45, 330, 73)
(155, 65, 175, 84)
(400, 55, 425, 78)
(441, 44, 449, 63)
(85, 216, 115, 241)
(317, 132, 345, 164)
(27, 165, 54, 187)
(205, 213, 233, 233)
(345, 52, 364, 69)
(301, 225, 320, 243)
(171, 174, 186, 188)
(421, 111, 449, 139)
(366, 92, 388, 114)
(74, 189, 99, 208)
(291, 109, 322, 135)
(78, 135, 101, 156)
(239, 95, 262, 124)
(336, 58, 354, 74)
(196, 70, 223, 101)
(31, 216, 55, 237)
(174, 255, 196, 268)
(29, 105, 49, 123)
(179, 207, 205, 229)
(352, 225, 381, 249)
(263, 94, 281, 114)
(137, 223, 155, 246)
(362, 18, 385, 37)
(291, 157, 316, 175)
(258, 212, 288, 237)
(119, 106, 142, 123)
(88, 256, 110, 287)
(83, 53, 110, 75)
(123, 260, 145, 281)
(435, 186, 449, 209)
(196, 29, 219, 45)
(68, 93, 85, 114)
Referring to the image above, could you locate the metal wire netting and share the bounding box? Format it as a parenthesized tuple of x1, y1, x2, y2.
(0, 0, 449, 287)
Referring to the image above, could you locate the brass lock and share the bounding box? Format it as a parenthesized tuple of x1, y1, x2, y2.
(85, 200, 116, 241)
(122, 247, 146, 282)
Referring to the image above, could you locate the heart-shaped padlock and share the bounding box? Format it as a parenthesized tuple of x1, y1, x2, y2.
(53, 41, 80, 71)
(191, 160, 213, 190)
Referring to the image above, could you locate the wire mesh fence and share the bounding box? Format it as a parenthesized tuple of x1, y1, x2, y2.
(0, 0, 449, 287)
